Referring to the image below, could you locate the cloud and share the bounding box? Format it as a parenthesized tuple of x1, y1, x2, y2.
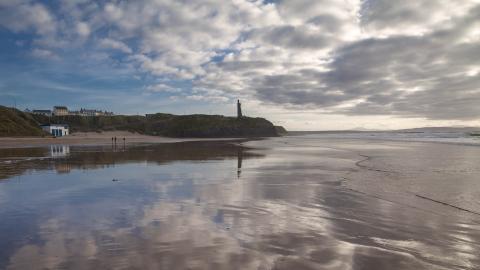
(2, 0, 480, 124)
(0, 2, 57, 35)
(249, 25, 331, 50)
(359, 0, 479, 36)
(145, 83, 180, 93)
(185, 95, 229, 103)
(98, 38, 132, 54)
(76, 22, 90, 37)
(31, 48, 60, 60)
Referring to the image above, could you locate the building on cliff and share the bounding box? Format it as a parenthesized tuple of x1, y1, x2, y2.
(53, 106, 69, 116)
(237, 99, 243, 118)
(70, 108, 114, 116)
(30, 106, 114, 117)
(32, 109, 52, 116)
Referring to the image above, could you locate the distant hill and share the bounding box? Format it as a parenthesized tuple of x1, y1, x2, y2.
(287, 130, 369, 136)
(395, 127, 480, 133)
(31, 113, 285, 138)
(287, 127, 480, 135)
(0, 106, 45, 137)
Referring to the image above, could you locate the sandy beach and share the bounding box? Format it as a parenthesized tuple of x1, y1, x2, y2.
(0, 131, 237, 148)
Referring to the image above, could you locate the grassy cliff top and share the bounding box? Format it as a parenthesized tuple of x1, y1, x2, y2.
(0, 106, 45, 137)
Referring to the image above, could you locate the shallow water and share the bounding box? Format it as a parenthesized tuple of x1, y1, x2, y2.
(294, 131, 480, 146)
(0, 138, 479, 269)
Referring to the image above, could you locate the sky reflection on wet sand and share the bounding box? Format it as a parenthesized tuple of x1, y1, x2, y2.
(0, 138, 479, 269)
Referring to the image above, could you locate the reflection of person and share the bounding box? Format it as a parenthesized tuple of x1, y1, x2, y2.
(237, 147, 243, 179)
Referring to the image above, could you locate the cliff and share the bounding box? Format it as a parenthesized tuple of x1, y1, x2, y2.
(274, 126, 288, 135)
(31, 113, 284, 138)
(146, 113, 280, 137)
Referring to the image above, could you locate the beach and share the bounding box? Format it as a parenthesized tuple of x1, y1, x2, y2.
(0, 131, 237, 148)
(0, 134, 479, 269)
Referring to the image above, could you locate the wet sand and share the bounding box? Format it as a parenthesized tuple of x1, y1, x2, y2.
(0, 136, 479, 269)
(0, 131, 237, 148)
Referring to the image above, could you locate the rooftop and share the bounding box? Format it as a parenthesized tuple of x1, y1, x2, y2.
(40, 124, 69, 127)
(33, 109, 52, 112)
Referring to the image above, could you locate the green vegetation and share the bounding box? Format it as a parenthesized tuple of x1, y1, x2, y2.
(33, 114, 148, 134)
(144, 114, 280, 137)
(32, 113, 283, 137)
(0, 106, 45, 136)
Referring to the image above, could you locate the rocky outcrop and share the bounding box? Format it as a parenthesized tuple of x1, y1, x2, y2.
(274, 126, 288, 135)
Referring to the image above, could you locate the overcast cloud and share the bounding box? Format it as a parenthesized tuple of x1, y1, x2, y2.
(1, 0, 480, 129)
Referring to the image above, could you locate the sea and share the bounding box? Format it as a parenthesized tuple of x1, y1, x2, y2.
(291, 130, 480, 145)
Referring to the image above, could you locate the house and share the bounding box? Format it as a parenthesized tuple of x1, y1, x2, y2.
(80, 108, 114, 116)
(41, 124, 69, 137)
(32, 109, 52, 116)
(80, 108, 99, 116)
(53, 106, 68, 116)
(31, 106, 114, 117)
(68, 110, 81, 116)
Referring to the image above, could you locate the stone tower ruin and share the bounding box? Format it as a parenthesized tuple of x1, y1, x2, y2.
(237, 99, 243, 118)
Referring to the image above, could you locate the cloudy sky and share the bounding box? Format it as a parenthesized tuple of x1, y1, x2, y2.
(1, 0, 480, 130)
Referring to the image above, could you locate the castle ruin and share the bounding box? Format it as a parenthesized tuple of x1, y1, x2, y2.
(237, 100, 243, 118)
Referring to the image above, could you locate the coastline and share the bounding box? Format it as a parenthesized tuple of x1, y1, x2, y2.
(0, 131, 240, 148)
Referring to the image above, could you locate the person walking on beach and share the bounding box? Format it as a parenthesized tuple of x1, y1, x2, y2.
(114, 137, 117, 144)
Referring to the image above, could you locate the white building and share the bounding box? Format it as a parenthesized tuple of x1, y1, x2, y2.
(41, 124, 69, 137)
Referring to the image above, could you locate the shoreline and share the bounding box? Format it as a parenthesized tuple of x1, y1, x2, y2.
(0, 131, 241, 148)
